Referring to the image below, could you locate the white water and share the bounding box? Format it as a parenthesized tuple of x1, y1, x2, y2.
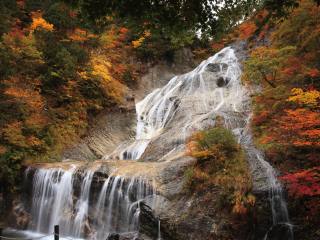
(25, 168, 155, 239)
(30, 167, 75, 234)
(72, 171, 94, 237)
(106, 47, 247, 160)
(108, 46, 292, 238)
(11, 47, 293, 239)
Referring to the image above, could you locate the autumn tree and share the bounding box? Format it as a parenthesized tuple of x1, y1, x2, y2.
(281, 167, 320, 198)
(243, 46, 296, 88)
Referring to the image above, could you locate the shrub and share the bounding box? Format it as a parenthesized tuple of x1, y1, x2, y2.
(185, 127, 255, 216)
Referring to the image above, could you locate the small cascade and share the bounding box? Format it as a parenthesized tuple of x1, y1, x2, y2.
(232, 118, 294, 239)
(72, 171, 94, 237)
(27, 168, 156, 239)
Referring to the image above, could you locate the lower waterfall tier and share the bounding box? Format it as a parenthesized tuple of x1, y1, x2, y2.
(23, 167, 158, 239)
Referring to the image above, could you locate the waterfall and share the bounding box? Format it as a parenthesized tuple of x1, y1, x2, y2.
(16, 46, 293, 240)
(104, 46, 293, 238)
(106, 47, 247, 161)
(27, 168, 155, 239)
(30, 168, 75, 234)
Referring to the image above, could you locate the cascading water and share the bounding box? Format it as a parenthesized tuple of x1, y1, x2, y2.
(106, 47, 247, 160)
(106, 46, 293, 238)
(24, 168, 155, 239)
(72, 171, 94, 238)
(30, 167, 75, 234)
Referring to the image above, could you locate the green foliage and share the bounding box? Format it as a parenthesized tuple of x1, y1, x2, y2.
(0, 0, 18, 36)
(196, 127, 238, 157)
(0, 43, 14, 80)
(44, 2, 76, 30)
(243, 46, 296, 87)
(1, 32, 43, 77)
(263, 0, 300, 18)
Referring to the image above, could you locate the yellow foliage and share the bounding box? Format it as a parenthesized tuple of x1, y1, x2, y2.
(100, 29, 118, 49)
(30, 13, 54, 32)
(185, 128, 254, 216)
(132, 30, 151, 48)
(90, 54, 126, 104)
(287, 88, 320, 107)
(132, 37, 145, 48)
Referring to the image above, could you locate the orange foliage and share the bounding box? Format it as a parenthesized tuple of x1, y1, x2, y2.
(3, 121, 27, 147)
(68, 28, 96, 42)
(0, 145, 8, 155)
(211, 42, 224, 52)
(5, 86, 45, 110)
(277, 108, 320, 147)
(308, 68, 320, 78)
(238, 21, 257, 40)
(30, 12, 54, 32)
(26, 136, 43, 147)
(25, 113, 49, 129)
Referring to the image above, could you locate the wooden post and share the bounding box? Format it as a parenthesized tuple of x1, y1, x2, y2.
(54, 225, 59, 240)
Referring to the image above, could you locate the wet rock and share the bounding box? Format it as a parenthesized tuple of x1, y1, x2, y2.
(107, 233, 119, 240)
(106, 232, 143, 240)
(231, 41, 248, 62)
(139, 202, 159, 239)
(206, 63, 228, 72)
(139, 202, 174, 240)
(265, 223, 293, 240)
(217, 77, 230, 87)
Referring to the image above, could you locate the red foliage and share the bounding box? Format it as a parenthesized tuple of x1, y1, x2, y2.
(252, 110, 270, 125)
(238, 21, 257, 40)
(308, 68, 320, 78)
(281, 167, 320, 198)
(211, 42, 224, 52)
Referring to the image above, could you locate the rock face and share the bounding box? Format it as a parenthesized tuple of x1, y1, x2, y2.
(265, 223, 294, 240)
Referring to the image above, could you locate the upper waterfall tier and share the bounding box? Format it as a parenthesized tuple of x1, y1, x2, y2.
(106, 47, 248, 161)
